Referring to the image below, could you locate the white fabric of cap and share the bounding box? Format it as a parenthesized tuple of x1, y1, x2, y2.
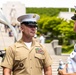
(70, 50, 76, 58)
(22, 18, 36, 23)
(70, 44, 76, 58)
(17, 14, 40, 23)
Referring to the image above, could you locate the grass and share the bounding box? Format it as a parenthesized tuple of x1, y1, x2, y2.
(62, 44, 74, 54)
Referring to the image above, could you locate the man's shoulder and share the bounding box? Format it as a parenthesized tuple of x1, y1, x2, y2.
(7, 40, 21, 49)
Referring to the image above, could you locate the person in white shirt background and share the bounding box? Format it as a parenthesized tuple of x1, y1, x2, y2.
(39, 34, 45, 44)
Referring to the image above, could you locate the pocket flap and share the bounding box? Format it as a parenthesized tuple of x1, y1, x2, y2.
(35, 54, 45, 59)
(15, 54, 28, 60)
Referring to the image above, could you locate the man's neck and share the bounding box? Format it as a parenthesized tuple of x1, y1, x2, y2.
(22, 36, 32, 42)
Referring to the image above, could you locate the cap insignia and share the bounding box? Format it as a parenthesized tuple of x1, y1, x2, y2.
(33, 15, 36, 18)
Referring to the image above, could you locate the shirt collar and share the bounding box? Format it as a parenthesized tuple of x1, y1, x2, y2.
(15, 38, 40, 48)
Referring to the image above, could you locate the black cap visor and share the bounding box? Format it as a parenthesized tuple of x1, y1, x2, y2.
(71, 16, 76, 20)
(21, 21, 38, 27)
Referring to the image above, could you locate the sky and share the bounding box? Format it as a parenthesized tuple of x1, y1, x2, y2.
(0, 0, 76, 8)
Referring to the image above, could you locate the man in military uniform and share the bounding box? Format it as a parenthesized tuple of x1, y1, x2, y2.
(71, 14, 76, 32)
(1, 14, 52, 75)
(71, 6, 76, 32)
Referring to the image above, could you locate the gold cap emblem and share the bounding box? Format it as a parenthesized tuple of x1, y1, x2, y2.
(33, 14, 36, 18)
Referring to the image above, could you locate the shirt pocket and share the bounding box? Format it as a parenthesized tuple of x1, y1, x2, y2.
(35, 54, 45, 68)
(13, 55, 28, 70)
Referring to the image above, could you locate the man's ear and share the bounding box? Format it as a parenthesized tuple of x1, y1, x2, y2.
(20, 25, 24, 32)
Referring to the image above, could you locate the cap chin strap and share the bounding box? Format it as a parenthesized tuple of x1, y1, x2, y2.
(21, 21, 38, 26)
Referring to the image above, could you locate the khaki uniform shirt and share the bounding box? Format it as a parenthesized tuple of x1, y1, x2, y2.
(1, 39, 52, 75)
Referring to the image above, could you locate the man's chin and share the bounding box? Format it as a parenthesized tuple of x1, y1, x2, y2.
(30, 34, 35, 37)
(30, 35, 34, 37)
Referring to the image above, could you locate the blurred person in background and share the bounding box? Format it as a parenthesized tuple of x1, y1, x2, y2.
(39, 34, 45, 44)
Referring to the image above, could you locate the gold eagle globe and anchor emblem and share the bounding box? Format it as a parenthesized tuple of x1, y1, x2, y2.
(33, 14, 36, 18)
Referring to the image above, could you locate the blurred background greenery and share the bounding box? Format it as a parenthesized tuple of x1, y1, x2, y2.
(26, 8, 75, 54)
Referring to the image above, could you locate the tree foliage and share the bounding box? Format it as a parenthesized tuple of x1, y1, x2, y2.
(38, 16, 76, 44)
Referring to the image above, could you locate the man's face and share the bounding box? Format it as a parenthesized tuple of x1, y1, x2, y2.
(21, 24, 37, 38)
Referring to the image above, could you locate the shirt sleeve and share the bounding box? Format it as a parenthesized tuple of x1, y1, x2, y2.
(44, 48, 52, 67)
(1, 46, 15, 70)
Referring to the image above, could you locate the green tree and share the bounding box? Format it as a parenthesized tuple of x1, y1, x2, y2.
(38, 16, 63, 38)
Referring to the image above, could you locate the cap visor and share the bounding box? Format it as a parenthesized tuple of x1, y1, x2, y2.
(21, 22, 38, 27)
(71, 16, 76, 20)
